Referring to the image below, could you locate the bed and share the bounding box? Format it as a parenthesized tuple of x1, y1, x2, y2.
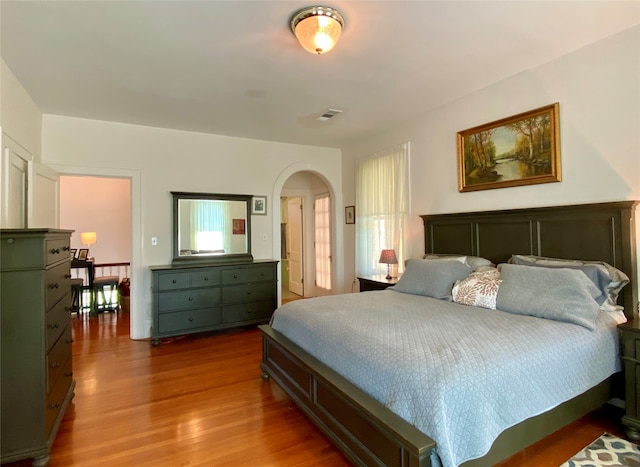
(259, 201, 638, 467)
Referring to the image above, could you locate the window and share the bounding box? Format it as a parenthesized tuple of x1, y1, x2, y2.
(355, 143, 409, 277)
(191, 200, 231, 252)
(314, 194, 331, 290)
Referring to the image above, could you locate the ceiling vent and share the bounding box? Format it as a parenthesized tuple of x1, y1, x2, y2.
(317, 108, 343, 121)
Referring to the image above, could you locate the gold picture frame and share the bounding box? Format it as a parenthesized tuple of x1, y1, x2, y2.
(457, 103, 561, 192)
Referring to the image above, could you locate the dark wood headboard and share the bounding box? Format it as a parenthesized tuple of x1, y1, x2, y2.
(421, 201, 638, 320)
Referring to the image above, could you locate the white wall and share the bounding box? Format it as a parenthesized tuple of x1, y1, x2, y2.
(1, 59, 42, 158)
(42, 115, 342, 339)
(59, 175, 132, 263)
(342, 27, 640, 292)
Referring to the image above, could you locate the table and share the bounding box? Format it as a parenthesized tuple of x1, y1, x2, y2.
(357, 274, 399, 292)
(71, 258, 95, 287)
(619, 319, 640, 440)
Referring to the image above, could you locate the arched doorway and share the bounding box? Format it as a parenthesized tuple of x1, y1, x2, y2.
(271, 165, 344, 305)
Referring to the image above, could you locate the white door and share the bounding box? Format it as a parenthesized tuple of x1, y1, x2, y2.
(314, 194, 332, 293)
(1, 135, 30, 228)
(28, 161, 60, 228)
(287, 197, 304, 296)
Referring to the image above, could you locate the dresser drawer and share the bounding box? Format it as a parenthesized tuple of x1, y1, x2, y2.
(157, 288, 221, 313)
(0, 233, 69, 269)
(157, 272, 191, 291)
(158, 307, 222, 334)
(223, 300, 274, 324)
(247, 266, 274, 282)
(45, 262, 72, 310)
(191, 269, 221, 287)
(45, 358, 73, 436)
(46, 238, 71, 267)
(47, 325, 72, 393)
(222, 268, 249, 284)
(46, 294, 71, 352)
(223, 282, 274, 304)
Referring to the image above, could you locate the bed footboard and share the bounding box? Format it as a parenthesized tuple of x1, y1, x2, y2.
(259, 324, 436, 467)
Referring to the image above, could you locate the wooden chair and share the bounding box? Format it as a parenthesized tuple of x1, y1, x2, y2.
(70, 278, 84, 315)
(92, 276, 120, 313)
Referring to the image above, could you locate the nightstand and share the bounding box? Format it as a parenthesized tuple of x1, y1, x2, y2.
(357, 275, 399, 292)
(619, 319, 640, 440)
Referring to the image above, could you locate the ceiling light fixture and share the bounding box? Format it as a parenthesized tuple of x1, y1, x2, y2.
(290, 6, 345, 55)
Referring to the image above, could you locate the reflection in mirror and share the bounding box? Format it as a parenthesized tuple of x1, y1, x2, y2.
(172, 192, 253, 265)
(178, 199, 247, 256)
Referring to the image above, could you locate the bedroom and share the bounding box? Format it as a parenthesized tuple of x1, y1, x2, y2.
(1, 1, 639, 466)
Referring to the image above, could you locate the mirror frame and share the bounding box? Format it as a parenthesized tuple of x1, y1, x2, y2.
(171, 191, 253, 266)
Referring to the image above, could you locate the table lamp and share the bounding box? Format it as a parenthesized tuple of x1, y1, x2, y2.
(379, 249, 398, 280)
(80, 231, 97, 259)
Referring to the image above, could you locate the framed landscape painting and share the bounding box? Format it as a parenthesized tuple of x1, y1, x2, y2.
(457, 103, 561, 192)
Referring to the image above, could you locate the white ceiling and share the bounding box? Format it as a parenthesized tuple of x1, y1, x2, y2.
(2, 1, 638, 148)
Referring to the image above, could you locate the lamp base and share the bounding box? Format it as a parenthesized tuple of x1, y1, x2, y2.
(385, 274, 393, 280)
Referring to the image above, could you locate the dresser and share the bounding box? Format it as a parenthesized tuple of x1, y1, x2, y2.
(151, 260, 278, 345)
(1, 229, 75, 466)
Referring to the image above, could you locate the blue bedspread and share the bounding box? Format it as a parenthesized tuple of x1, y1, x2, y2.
(270, 290, 621, 467)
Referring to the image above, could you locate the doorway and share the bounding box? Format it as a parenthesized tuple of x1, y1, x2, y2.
(59, 175, 132, 319)
(280, 171, 332, 300)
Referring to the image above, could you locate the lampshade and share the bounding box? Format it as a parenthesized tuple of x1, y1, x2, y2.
(290, 6, 344, 55)
(80, 231, 97, 245)
(379, 249, 398, 265)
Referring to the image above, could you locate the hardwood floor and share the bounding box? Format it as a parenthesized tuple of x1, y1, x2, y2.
(16, 311, 628, 466)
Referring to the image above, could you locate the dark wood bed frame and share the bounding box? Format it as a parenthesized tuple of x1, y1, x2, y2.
(260, 201, 638, 467)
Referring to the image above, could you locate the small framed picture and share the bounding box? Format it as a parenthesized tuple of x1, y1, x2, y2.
(70, 248, 77, 259)
(252, 196, 267, 215)
(78, 248, 89, 261)
(232, 218, 246, 234)
(345, 205, 355, 224)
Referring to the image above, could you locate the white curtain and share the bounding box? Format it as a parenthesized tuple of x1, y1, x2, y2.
(355, 143, 409, 277)
(314, 193, 332, 290)
(191, 200, 231, 252)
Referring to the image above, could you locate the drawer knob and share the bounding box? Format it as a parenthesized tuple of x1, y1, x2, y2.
(65, 371, 73, 377)
(233, 274, 238, 278)
(48, 323, 60, 329)
(172, 279, 177, 284)
(188, 297, 193, 301)
(49, 283, 59, 289)
(63, 246, 70, 251)
(204, 277, 208, 281)
(51, 361, 61, 368)
(64, 273, 72, 279)
(188, 317, 194, 322)
(48, 402, 61, 409)
(65, 338, 74, 344)
(50, 248, 60, 254)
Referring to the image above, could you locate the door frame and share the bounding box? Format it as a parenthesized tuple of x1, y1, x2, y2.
(48, 163, 144, 340)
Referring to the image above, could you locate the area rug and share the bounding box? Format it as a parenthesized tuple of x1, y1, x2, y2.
(560, 433, 640, 466)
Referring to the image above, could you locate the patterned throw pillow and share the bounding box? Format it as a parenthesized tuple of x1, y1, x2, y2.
(452, 268, 502, 309)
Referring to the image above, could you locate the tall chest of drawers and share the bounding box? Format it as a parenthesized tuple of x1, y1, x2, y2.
(151, 260, 278, 345)
(1, 229, 75, 466)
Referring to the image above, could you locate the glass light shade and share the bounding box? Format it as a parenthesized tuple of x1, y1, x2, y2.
(291, 6, 344, 55)
(80, 231, 97, 245)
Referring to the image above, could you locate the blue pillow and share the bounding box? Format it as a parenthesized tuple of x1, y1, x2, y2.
(392, 259, 472, 301)
(496, 263, 600, 330)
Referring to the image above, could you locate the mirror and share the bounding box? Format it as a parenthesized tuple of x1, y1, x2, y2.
(172, 192, 253, 265)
